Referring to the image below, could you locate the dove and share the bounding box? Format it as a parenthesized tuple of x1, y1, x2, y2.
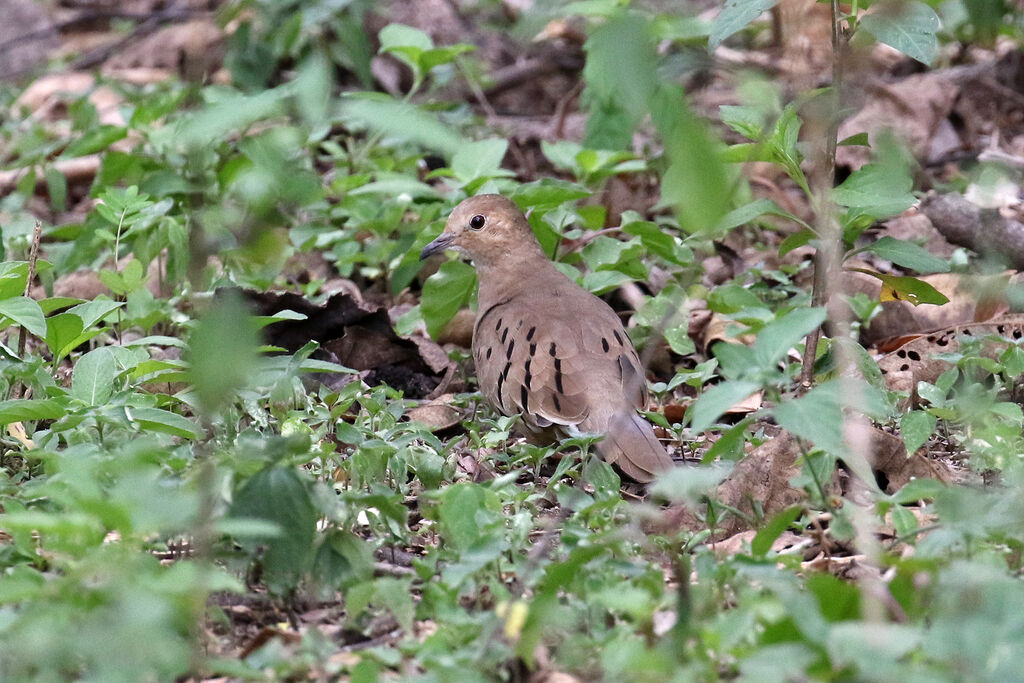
(420, 194, 674, 483)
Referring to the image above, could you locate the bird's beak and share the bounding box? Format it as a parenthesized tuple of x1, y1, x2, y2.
(419, 232, 456, 260)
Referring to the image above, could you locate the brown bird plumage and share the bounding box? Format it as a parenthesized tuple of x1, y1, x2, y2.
(420, 194, 674, 482)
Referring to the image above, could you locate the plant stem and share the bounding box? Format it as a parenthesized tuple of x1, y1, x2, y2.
(799, 0, 846, 388)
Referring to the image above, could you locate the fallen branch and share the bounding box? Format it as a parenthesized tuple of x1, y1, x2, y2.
(920, 193, 1024, 270)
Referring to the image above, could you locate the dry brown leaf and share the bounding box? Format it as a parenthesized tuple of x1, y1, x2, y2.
(406, 394, 463, 431)
(837, 72, 959, 170)
(877, 314, 1024, 400)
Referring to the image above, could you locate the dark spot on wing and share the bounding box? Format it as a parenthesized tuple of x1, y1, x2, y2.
(601, 337, 609, 353)
(554, 358, 564, 394)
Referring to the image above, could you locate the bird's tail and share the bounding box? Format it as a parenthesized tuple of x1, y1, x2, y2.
(597, 410, 674, 483)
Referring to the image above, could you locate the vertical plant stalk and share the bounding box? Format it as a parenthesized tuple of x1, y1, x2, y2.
(17, 221, 43, 361)
(799, 0, 846, 388)
(8, 221, 44, 402)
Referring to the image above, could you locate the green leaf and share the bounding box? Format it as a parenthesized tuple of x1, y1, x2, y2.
(60, 125, 127, 159)
(0, 398, 67, 424)
(839, 132, 870, 147)
(688, 380, 760, 432)
(709, 0, 780, 49)
(860, 0, 940, 66)
(653, 86, 732, 233)
(582, 270, 633, 295)
(833, 161, 915, 218)
(773, 384, 846, 456)
(339, 94, 465, 157)
(128, 407, 202, 440)
(753, 307, 827, 370)
(891, 477, 945, 504)
(664, 324, 696, 356)
(0, 297, 46, 337)
(312, 529, 375, 592)
(67, 299, 124, 330)
(229, 466, 318, 592)
(851, 269, 950, 306)
(582, 13, 658, 148)
(186, 292, 261, 415)
(451, 139, 511, 185)
(438, 482, 488, 550)
(752, 505, 802, 557)
(715, 198, 812, 234)
(0, 262, 30, 300)
(71, 347, 116, 405)
(779, 228, 816, 257)
(421, 260, 476, 339)
(861, 236, 949, 273)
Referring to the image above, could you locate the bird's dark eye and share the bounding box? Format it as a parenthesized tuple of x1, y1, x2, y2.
(469, 214, 486, 230)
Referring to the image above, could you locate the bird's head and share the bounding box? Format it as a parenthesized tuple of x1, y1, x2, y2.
(419, 194, 541, 268)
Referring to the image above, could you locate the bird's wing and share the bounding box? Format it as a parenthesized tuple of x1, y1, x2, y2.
(472, 295, 646, 432)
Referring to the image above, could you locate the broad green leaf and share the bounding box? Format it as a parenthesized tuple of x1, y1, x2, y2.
(773, 380, 889, 472)
(39, 297, 84, 315)
(582, 13, 658, 147)
(779, 228, 816, 256)
(72, 347, 116, 405)
(715, 198, 812, 234)
(649, 462, 733, 505)
(0, 262, 30, 300)
(451, 139, 511, 184)
(169, 88, 287, 148)
(851, 269, 950, 306)
(512, 179, 590, 210)
(709, 0, 780, 49)
(421, 260, 476, 339)
(438, 482, 489, 550)
(839, 132, 870, 147)
(229, 466, 318, 592)
(891, 477, 946, 504)
(582, 270, 633, 295)
(349, 177, 440, 199)
(67, 299, 124, 330)
(186, 292, 260, 415)
(128, 407, 202, 440)
(752, 505, 803, 557)
(753, 307, 827, 370)
(860, 1, 940, 66)
(339, 94, 465, 157)
(313, 529, 375, 592)
(861, 236, 949, 273)
(654, 87, 732, 233)
(294, 50, 331, 126)
(773, 384, 846, 456)
(622, 218, 692, 265)
(664, 324, 696, 356)
(0, 297, 46, 337)
(833, 161, 915, 218)
(688, 380, 760, 432)
(0, 398, 67, 424)
(45, 312, 84, 363)
(60, 125, 127, 159)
